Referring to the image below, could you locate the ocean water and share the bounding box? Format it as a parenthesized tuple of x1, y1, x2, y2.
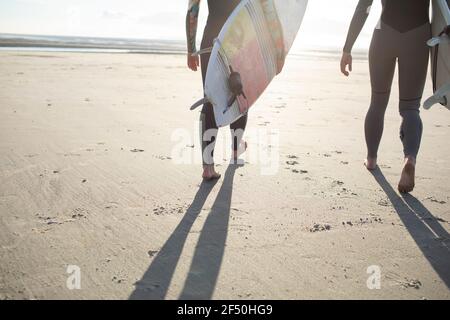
(0, 33, 186, 54)
(0, 33, 367, 60)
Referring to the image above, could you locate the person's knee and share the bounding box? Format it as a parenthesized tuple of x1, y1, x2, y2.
(370, 91, 390, 110)
(399, 98, 421, 114)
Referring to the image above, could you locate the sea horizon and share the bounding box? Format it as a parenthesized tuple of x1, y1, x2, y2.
(0, 33, 369, 60)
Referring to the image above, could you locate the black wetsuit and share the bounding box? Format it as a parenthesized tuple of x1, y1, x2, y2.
(200, 0, 247, 165)
(344, 0, 431, 160)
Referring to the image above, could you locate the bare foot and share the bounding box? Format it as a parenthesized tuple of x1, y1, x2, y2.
(202, 165, 221, 181)
(233, 140, 247, 161)
(364, 157, 377, 170)
(398, 157, 415, 193)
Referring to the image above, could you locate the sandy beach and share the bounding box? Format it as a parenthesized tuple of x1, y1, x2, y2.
(0, 50, 449, 300)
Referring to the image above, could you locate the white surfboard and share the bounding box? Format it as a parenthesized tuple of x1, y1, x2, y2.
(191, 0, 308, 127)
(424, 0, 450, 110)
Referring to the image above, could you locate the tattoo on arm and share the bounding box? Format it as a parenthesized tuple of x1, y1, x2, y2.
(186, 0, 201, 54)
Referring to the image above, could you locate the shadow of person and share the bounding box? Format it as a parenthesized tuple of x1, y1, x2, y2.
(129, 164, 240, 299)
(129, 178, 219, 299)
(178, 164, 240, 299)
(370, 168, 450, 289)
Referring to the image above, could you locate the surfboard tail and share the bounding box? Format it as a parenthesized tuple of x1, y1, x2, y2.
(424, 83, 450, 110)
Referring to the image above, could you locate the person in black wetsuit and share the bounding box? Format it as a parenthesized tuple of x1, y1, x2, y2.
(341, 0, 431, 193)
(186, 0, 247, 180)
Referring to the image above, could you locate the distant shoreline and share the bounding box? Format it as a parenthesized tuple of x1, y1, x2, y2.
(0, 33, 368, 60)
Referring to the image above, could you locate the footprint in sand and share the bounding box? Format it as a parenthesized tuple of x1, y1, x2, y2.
(152, 204, 187, 216)
(309, 224, 331, 232)
(104, 202, 120, 210)
(425, 196, 446, 205)
(112, 276, 125, 284)
(343, 218, 383, 227)
(148, 250, 158, 258)
(291, 169, 308, 174)
(71, 207, 89, 219)
(153, 155, 172, 160)
(332, 180, 344, 187)
(36, 214, 60, 226)
(401, 278, 422, 289)
(24, 154, 39, 158)
(377, 199, 390, 207)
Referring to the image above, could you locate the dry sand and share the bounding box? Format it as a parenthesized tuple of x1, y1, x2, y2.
(0, 51, 449, 299)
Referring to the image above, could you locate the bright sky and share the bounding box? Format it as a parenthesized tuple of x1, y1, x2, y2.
(0, 0, 383, 50)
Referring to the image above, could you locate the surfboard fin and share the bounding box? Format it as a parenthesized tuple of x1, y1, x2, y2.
(424, 83, 450, 110)
(189, 97, 209, 110)
(193, 47, 213, 57)
(225, 66, 247, 113)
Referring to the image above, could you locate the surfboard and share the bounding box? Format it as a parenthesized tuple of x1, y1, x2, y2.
(424, 0, 450, 110)
(190, 0, 308, 127)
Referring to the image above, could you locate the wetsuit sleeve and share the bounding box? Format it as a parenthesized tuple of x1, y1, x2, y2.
(186, 0, 201, 54)
(343, 0, 374, 53)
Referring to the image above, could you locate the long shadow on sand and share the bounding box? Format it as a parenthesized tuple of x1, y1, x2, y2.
(370, 168, 450, 289)
(129, 164, 239, 299)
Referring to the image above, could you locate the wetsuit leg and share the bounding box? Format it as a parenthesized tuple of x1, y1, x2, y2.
(200, 47, 248, 157)
(200, 36, 218, 166)
(365, 26, 396, 159)
(200, 28, 248, 160)
(397, 23, 430, 159)
(230, 114, 248, 151)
